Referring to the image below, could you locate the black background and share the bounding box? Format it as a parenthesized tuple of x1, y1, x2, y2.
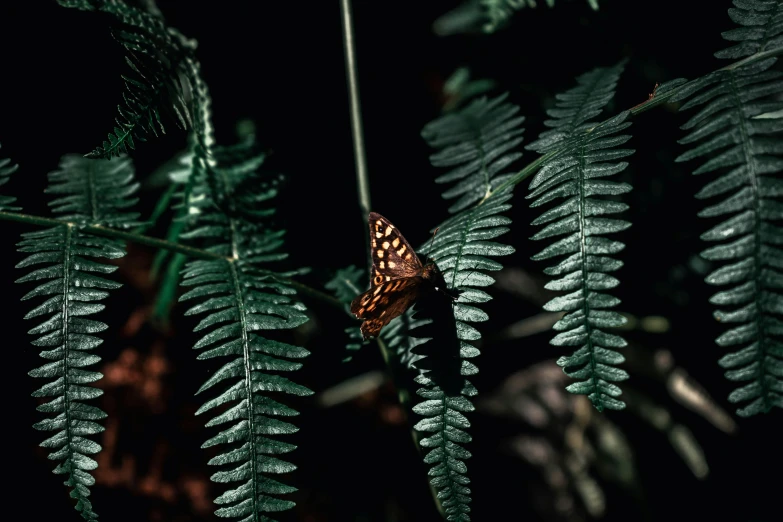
(1, 1, 779, 521)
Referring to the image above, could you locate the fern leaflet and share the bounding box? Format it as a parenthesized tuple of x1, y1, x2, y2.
(672, 0, 783, 417)
(0, 143, 20, 211)
(526, 61, 634, 411)
(178, 138, 312, 520)
(413, 93, 522, 520)
(18, 154, 141, 520)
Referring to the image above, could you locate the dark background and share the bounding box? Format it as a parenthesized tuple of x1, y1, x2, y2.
(1, 1, 779, 521)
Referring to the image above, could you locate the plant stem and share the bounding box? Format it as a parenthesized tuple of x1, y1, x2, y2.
(339, 0, 429, 495)
(0, 209, 343, 310)
(133, 183, 178, 235)
(340, 0, 372, 224)
(0, 210, 223, 260)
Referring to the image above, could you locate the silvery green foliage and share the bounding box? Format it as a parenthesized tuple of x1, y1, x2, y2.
(0, 143, 20, 211)
(58, 0, 193, 160)
(178, 139, 313, 520)
(526, 62, 634, 411)
(672, 0, 783, 417)
(414, 93, 522, 520)
(18, 154, 141, 520)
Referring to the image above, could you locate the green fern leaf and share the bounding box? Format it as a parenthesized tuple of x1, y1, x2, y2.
(425, 92, 524, 213)
(18, 154, 141, 520)
(177, 138, 312, 520)
(481, 0, 600, 33)
(58, 0, 194, 159)
(672, 0, 783, 417)
(526, 61, 634, 412)
(0, 143, 21, 211)
(86, 51, 191, 159)
(413, 93, 522, 520)
(325, 265, 365, 304)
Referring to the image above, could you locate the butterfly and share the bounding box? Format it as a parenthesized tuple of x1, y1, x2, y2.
(350, 212, 460, 340)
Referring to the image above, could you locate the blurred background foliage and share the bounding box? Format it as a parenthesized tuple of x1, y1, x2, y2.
(1, 0, 778, 521)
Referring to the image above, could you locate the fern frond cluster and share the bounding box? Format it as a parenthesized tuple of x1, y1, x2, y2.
(672, 0, 783, 416)
(18, 155, 140, 520)
(526, 62, 634, 411)
(177, 138, 313, 520)
(412, 93, 522, 520)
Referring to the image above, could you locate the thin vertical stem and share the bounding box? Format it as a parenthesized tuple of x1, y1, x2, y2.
(338, 3, 427, 486)
(340, 0, 372, 225)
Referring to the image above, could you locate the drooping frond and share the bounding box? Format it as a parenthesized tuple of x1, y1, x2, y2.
(525, 61, 634, 412)
(177, 138, 312, 520)
(481, 0, 599, 33)
(57, 0, 195, 159)
(18, 154, 141, 520)
(412, 93, 522, 521)
(672, 0, 783, 417)
(151, 133, 265, 323)
(86, 46, 191, 159)
(151, 56, 217, 304)
(0, 143, 20, 211)
(427, 92, 524, 213)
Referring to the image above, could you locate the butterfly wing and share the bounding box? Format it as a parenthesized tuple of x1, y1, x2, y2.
(350, 276, 424, 339)
(367, 212, 423, 288)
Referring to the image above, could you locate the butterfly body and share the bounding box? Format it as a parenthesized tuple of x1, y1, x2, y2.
(350, 212, 458, 340)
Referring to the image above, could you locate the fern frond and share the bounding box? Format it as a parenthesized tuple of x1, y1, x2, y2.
(86, 49, 190, 159)
(481, 0, 599, 33)
(178, 138, 312, 520)
(672, 0, 783, 417)
(0, 143, 21, 211)
(413, 93, 522, 520)
(526, 61, 634, 412)
(58, 0, 194, 159)
(425, 92, 524, 213)
(325, 264, 365, 304)
(18, 154, 140, 520)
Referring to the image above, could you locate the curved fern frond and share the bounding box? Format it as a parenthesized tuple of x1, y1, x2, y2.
(412, 93, 522, 520)
(58, 0, 194, 159)
(0, 143, 20, 211)
(178, 139, 312, 520)
(525, 61, 634, 412)
(18, 154, 140, 520)
(672, 0, 783, 417)
(86, 48, 191, 159)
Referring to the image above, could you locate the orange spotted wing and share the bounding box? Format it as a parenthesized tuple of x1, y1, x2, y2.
(350, 212, 430, 339)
